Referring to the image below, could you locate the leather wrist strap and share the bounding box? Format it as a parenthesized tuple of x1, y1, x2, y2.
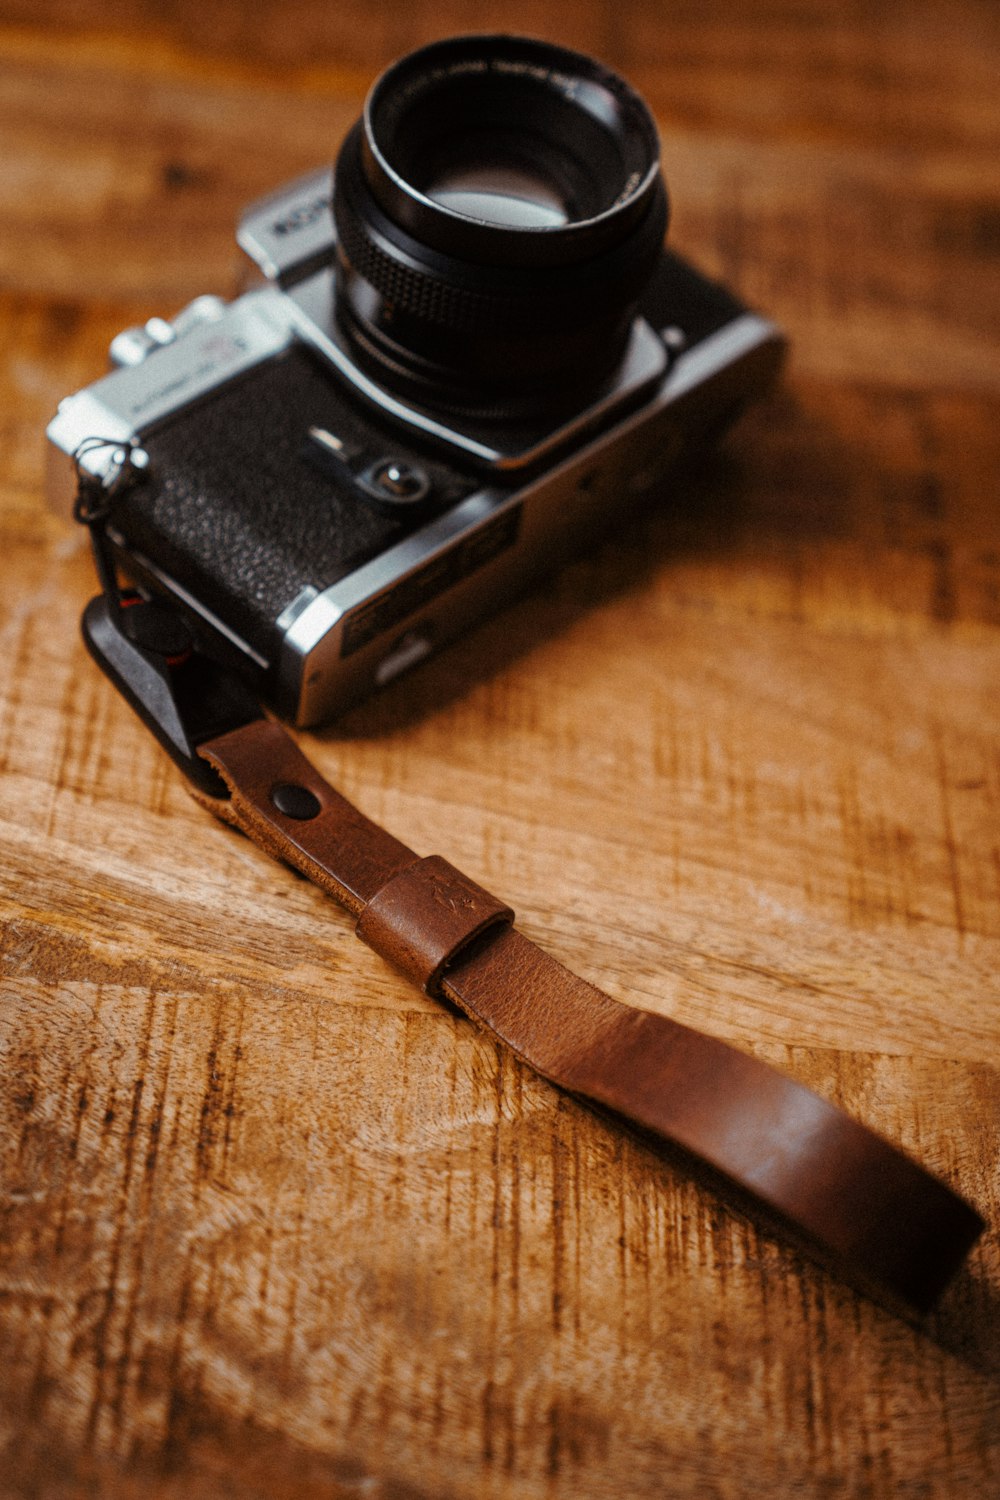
(196, 717, 984, 1313)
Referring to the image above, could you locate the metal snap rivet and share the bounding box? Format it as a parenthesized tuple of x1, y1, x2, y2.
(270, 782, 321, 819)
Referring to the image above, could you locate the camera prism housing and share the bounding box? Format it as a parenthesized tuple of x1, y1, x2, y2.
(47, 42, 785, 727)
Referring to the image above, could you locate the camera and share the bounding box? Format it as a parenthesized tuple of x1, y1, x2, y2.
(47, 34, 785, 726)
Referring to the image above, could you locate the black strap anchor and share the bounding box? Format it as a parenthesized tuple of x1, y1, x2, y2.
(72, 437, 263, 798)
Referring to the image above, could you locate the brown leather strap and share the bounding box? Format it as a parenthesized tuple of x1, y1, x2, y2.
(197, 718, 984, 1313)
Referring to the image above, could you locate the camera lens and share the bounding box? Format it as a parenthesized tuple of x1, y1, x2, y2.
(332, 35, 668, 420)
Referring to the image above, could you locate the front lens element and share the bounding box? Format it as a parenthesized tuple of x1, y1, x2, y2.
(424, 159, 570, 228)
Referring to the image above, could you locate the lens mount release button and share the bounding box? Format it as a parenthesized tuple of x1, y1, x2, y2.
(370, 460, 429, 499)
(360, 459, 432, 512)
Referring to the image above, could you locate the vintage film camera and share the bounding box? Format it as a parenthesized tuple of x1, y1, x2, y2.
(47, 34, 784, 726)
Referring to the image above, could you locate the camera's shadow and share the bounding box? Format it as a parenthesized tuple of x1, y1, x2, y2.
(318, 384, 856, 743)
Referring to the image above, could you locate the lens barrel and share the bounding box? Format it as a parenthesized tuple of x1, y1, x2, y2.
(332, 35, 669, 420)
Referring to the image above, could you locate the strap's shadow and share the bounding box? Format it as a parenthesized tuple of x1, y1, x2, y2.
(927, 1263, 1000, 1374)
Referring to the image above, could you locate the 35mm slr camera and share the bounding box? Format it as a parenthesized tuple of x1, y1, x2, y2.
(48, 34, 784, 725)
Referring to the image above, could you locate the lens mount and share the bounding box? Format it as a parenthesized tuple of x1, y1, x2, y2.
(332, 34, 668, 417)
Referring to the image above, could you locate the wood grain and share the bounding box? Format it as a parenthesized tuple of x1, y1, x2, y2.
(2, 2, 999, 1496)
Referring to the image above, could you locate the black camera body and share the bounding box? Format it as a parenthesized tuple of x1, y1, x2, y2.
(47, 36, 784, 725)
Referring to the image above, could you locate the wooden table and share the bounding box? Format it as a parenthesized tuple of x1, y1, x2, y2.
(2, 3, 998, 1495)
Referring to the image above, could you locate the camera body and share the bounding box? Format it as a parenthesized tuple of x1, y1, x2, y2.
(48, 62, 784, 726)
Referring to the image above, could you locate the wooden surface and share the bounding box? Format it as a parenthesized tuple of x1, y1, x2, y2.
(1, 2, 999, 1496)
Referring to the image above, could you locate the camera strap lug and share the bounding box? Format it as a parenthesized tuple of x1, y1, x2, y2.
(71, 435, 145, 618)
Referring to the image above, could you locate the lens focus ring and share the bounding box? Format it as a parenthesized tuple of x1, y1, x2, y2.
(335, 154, 514, 332)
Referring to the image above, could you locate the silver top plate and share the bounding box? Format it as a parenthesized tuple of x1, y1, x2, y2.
(46, 288, 296, 517)
(237, 167, 335, 285)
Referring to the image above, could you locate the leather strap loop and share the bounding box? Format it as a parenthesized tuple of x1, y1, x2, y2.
(194, 717, 415, 911)
(197, 718, 984, 1313)
(356, 854, 514, 996)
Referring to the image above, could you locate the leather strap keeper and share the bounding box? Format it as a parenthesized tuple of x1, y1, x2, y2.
(356, 854, 514, 995)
